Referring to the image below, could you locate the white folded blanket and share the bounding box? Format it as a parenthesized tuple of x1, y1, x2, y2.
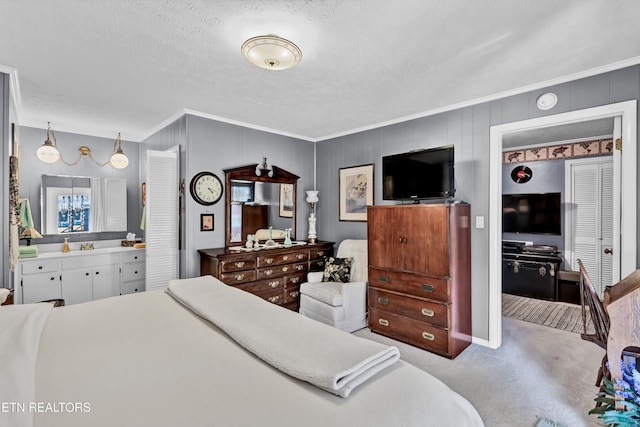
(166, 275, 400, 398)
(0, 303, 53, 427)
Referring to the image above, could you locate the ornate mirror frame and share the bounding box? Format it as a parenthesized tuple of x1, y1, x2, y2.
(224, 163, 300, 247)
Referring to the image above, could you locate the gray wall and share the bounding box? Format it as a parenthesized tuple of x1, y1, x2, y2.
(502, 159, 566, 253)
(315, 64, 640, 341)
(1, 73, 8, 287)
(143, 114, 315, 278)
(17, 126, 142, 245)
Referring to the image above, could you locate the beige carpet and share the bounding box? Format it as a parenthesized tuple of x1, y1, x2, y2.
(502, 293, 595, 334)
(355, 317, 604, 427)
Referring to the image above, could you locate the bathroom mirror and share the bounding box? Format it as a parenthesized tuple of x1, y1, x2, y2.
(225, 164, 299, 247)
(41, 174, 127, 235)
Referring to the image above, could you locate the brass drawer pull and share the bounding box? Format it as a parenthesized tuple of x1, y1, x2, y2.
(421, 308, 435, 317)
(378, 276, 389, 283)
(234, 274, 245, 281)
(422, 332, 435, 341)
(269, 281, 280, 288)
(317, 251, 324, 256)
(264, 269, 273, 276)
(422, 284, 434, 292)
(377, 297, 389, 305)
(289, 291, 299, 298)
(297, 254, 304, 259)
(283, 255, 289, 261)
(296, 265, 305, 271)
(234, 261, 245, 268)
(265, 258, 274, 265)
(378, 318, 389, 327)
(290, 277, 299, 283)
(282, 266, 289, 272)
(268, 295, 280, 303)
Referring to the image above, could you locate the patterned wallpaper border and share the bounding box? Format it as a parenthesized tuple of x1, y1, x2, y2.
(503, 138, 613, 164)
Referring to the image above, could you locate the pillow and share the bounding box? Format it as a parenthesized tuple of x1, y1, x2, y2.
(322, 257, 353, 283)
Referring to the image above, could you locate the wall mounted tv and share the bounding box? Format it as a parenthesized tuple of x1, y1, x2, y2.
(502, 192, 561, 235)
(382, 145, 455, 200)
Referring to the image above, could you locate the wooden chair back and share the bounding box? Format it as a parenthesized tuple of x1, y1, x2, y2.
(577, 259, 610, 349)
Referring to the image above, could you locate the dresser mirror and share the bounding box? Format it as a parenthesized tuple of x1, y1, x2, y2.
(41, 174, 127, 235)
(225, 164, 299, 247)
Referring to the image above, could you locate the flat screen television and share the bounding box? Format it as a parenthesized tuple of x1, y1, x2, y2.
(502, 192, 561, 235)
(382, 145, 455, 200)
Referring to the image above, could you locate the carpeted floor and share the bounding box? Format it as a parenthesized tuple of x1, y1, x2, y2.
(355, 316, 604, 427)
(502, 293, 595, 334)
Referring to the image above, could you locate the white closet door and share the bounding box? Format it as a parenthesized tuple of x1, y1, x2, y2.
(146, 149, 179, 291)
(566, 157, 613, 297)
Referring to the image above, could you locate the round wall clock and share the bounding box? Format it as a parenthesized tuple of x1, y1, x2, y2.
(511, 166, 532, 184)
(190, 172, 223, 205)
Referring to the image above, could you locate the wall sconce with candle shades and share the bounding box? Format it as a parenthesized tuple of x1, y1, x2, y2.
(36, 122, 129, 169)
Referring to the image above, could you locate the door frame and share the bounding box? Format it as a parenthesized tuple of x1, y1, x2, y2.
(487, 100, 637, 349)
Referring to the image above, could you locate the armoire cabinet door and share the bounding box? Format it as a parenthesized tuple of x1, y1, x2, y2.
(403, 205, 450, 277)
(367, 207, 404, 269)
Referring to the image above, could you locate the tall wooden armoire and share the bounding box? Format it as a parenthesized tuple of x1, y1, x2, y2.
(367, 203, 472, 359)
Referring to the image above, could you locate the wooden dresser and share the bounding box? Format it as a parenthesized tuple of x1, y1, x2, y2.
(199, 241, 334, 311)
(367, 204, 471, 359)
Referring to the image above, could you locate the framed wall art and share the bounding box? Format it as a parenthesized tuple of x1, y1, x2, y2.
(339, 164, 374, 221)
(200, 213, 214, 231)
(279, 183, 294, 218)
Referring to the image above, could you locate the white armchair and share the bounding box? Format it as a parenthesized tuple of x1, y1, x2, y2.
(299, 239, 367, 332)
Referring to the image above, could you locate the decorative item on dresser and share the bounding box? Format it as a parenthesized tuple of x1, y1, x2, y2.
(199, 241, 334, 311)
(367, 203, 472, 359)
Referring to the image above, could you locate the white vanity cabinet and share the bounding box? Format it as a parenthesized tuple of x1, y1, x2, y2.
(20, 259, 62, 304)
(15, 248, 146, 305)
(60, 254, 120, 305)
(121, 251, 146, 295)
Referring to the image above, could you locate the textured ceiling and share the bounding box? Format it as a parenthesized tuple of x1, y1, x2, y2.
(2, 0, 640, 142)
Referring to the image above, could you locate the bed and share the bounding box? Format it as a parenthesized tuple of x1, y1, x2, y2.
(1, 275, 484, 427)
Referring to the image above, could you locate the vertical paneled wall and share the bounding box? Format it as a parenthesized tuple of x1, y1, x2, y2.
(316, 64, 640, 341)
(17, 126, 142, 244)
(182, 115, 315, 278)
(1, 73, 8, 287)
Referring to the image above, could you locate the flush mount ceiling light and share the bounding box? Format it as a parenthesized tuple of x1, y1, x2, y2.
(536, 92, 558, 110)
(241, 34, 302, 71)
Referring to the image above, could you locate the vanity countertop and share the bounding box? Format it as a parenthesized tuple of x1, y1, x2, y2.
(18, 244, 144, 261)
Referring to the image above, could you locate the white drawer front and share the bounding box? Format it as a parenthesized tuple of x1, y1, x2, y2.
(122, 280, 145, 295)
(62, 253, 119, 269)
(122, 251, 145, 263)
(22, 260, 59, 275)
(122, 262, 145, 281)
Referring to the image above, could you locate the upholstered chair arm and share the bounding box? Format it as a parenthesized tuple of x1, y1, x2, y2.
(306, 271, 324, 283)
(340, 281, 367, 310)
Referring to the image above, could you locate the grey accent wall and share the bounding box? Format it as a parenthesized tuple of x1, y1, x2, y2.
(1, 73, 8, 287)
(142, 114, 315, 279)
(17, 126, 142, 245)
(316, 64, 640, 341)
(502, 159, 566, 252)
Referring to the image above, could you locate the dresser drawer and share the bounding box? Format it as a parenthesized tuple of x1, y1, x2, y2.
(285, 273, 306, 287)
(254, 287, 285, 306)
(369, 288, 449, 328)
(22, 259, 59, 275)
(257, 262, 307, 280)
(122, 262, 145, 281)
(219, 270, 257, 285)
(369, 308, 450, 357)
(309, 246, 330, 260)
(236, 277, 285, 295)
(284, 284, 300, 304)
(220, 258, 257, 273)
(368, 268, 450, 302)
(257, 251, 307, 267)
(122, 251, 145, 263)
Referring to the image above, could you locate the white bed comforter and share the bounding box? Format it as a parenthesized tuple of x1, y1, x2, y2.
(0, 303, 53, 427)
(1, 278, 484, 427)
(166, 275, 399, 397)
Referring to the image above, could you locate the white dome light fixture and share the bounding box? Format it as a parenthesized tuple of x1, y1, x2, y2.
(241, 34, 302, 71)
(36, 122, 61, 163)
(536, 92, 558, 111)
